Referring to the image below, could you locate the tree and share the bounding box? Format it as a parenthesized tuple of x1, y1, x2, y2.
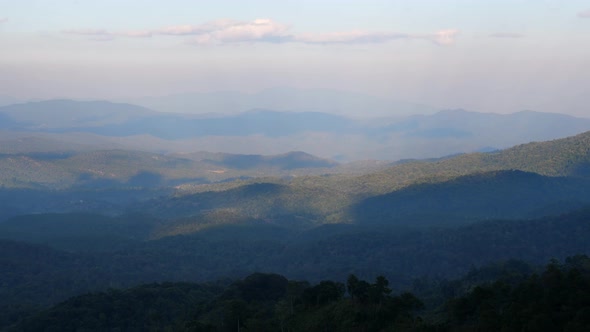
(370, 275, 392, 305)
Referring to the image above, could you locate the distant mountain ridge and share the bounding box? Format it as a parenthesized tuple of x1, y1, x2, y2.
(2, 99, 590, 160)
(127, 87, 437, 117)
(0, 99, 156, 128)
(388, 108, 590, 142)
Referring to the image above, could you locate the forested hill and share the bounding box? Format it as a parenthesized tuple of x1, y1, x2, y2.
(342, 129, 590, 196)
(0, 149, 339, 190)
(2, 208, 590, 316)
(153, 130, 590, 225)
(2, 130, 590, 227)
(2, 131, 590, 330)
(10, 256, 590, 332)
(352, 170, 590, 225)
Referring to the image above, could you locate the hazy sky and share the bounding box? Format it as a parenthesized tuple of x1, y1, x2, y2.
(1, 0, 589, 115)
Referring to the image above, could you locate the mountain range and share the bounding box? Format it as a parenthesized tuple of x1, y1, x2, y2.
(2, 96, 590, 330)
(126, 87, 437, 117)
(2, 99, 590, 160)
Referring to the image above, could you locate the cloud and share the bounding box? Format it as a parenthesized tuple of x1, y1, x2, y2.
(120, 30, 153, 38)
(578, 9, 590, 18)
(64, 18, 457, 46)
(64, 28, 153, 40)
(0, 17, 7, 24)
(177, 18, 292, 44)
(294, 29, 458, 45)
(489, 32, 524, 38)
(433, 29, 459, 45)
(64, 19, 290, 43)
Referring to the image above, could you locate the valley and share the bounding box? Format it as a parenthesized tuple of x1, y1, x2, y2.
(2, 99, 590, 330)
(4, 2, 590, 329)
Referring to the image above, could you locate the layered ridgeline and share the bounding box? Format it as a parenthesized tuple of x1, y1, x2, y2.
(1, 131, 590, 281)
(0, 148, 346, 220)
(0, 148, 339, 189)
(2, 129, 590, 224)
(140, 130, 590, 225)
(2, 129, 590, 227)
(2, 129, 590, 329)
(2, 99, 590, 160)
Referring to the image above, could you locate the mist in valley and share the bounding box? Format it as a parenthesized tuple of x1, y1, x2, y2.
(2, 1, 590, 330)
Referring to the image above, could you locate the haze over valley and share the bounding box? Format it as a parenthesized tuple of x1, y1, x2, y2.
(2, 95, 590, 161)
(2, 1, 590, 331)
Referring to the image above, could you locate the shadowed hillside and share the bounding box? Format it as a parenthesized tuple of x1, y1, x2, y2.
(352, 170, 590, 225)
(348, 129, 590, 196)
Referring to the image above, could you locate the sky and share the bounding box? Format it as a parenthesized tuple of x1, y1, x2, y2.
(1, 0, 589, 115)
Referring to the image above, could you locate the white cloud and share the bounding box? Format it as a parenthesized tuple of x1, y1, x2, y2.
(578, 9, 590, 18)
(158, 19, 235, 36)
(64, 19, 290, 43)
(64, 18, 457, 46)
(159, 24, 204, 35)
(293, 29, 458, 45)
(120, 30, 153, 38)
(432, 29, 459, 45)
(489, 32, 524, 38)
(182, 18, 291, 44)
(0, 17, 8, 24)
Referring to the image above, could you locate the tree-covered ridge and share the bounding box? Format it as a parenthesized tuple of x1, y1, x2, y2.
(0, 213, 153, 251)
(0, 148, 341, 189)
(353, 170, 590, 225)
(144, 179, 354, 222)
(2, 130, 590, 225)
(142, 169, 590, 226)
(1, 130, 590, 330)
(3, 127, 590, 194)
(11, 256, 590, 332)
(2, 207, 590, 329)
(351, 129, 590, 196)
(441, 255, 590, 332)
(12, 273, 424, 332)
(159, 130, 590, 224)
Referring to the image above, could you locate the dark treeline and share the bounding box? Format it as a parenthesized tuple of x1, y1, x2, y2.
(2, 207, 590, 329)
(9, 255, 590, 332)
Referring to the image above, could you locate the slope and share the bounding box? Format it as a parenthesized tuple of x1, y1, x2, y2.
(350, 129, 590, 196)
(352, 170, 590, 225)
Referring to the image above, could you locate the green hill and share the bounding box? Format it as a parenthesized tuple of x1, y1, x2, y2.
(156, 131, 590, 225)
(352, 129, 590, 196)
(352, 170, 590, 225)
(0, 149, 340, 189)
(3, 210, 590, 330)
